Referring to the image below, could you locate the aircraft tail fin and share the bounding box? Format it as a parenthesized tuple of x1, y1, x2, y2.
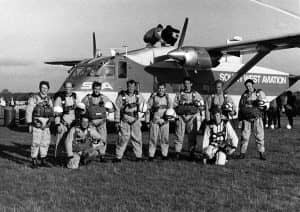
(177, 17, 188, 48)
(93, 32, 97, 58)
(153, 17, 189, 63)
(45, 32, 99, 67)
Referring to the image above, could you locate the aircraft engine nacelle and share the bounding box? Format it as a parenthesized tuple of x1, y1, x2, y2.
(167, 47, 220, 69)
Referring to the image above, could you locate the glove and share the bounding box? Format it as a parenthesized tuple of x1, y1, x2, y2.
(232, 111, 237, 116)
(158, 119, 166, 126)
(57, 124, 63, 134)
(146, 122, 150, 129)
(224, 145, 235, 155)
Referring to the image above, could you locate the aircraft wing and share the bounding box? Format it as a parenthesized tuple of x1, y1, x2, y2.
(44, 60, 82, 66)
(145, 61, 188, 82)
(289, 74, 300, 87)
(145, 60, 183, 71)
(205, 33, 300, 90)
(206, 33, 300, 56)
(149, 17, 300, 91)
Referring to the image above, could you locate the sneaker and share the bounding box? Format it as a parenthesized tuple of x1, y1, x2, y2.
(189, 151, 196, 161)
(112, 158, 122, 163)
(31, 158, 39, 169)
(259, 152, 266, 161)
(239, 153, 246, 159)
(67, 155, 80, 169)
(174, 152, 181, 160)
(99, 155, 107, 163)
(55, 156, 66, 167)
(40, 157, 51, 168)
(270, 124, 274, 129)
(66, 156, 74, 166)
(135, 157, 144, 162)
(162, 156, 168, 161)
(286, 124, 292, 130)
(81, 154, 93, 165)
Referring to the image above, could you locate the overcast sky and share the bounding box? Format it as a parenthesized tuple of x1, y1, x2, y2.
(1, 0, 300, 92)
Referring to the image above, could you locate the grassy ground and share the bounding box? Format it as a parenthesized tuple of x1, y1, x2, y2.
(0, 118, 299, 212)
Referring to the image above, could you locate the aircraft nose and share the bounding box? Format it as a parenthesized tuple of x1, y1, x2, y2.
(167, 49, 186, 62)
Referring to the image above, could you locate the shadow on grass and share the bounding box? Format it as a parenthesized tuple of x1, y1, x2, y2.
(8, 125, 28, 133)
(0, 142, 61, 166)
(0, 132, 207, 165)
(0, 142, 31, 165)
(0, 122, 28, 133)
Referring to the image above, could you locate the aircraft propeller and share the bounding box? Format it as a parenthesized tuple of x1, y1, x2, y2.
(154, 18, 189, 64)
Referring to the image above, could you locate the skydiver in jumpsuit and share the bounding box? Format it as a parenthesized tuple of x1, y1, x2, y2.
(26, 81, 53, 168)
(114, 80, 145, 162)
(146, 82, 172, 161)
(173, 77, 205, 160)
(82, 81, 115, 162)
(238, 79, 266, 160)
(54, 81, 78, 165)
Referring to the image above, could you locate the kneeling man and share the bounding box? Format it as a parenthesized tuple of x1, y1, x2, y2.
(202, 106, 238, 165)
(65, 115, 105, 169)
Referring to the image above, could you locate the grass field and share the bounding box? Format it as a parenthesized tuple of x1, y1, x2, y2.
(0, 118, 299, 212)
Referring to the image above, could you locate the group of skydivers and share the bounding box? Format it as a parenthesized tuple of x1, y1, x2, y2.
(25, 77, 268, 169)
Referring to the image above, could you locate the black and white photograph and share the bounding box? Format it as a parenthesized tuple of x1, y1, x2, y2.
(0, 0, 299, 211)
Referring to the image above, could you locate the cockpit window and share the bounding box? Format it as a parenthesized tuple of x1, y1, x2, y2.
(68, 60, 116, 79)
(69, 67, 86, 78)
(94, 60, 115, 78)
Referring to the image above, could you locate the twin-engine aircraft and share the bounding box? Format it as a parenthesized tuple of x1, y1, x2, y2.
(46, 18, 300, 120)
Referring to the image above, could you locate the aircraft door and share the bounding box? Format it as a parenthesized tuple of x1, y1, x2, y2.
(118, 60, 127, 79)
(116, 60, 128, 90)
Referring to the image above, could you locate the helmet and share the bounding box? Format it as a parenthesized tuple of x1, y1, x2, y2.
(76, 102, 86, 111)
(256, 100, 267, 110)
(195, 99, 205, 110)
(222, 103, 233, 112)
(194, 99, 204, 107)
(257, 100, 265, 107)
(104, 101, 114, 110)
(53, 106, 63, 114)
(165, 108, 176, 119)
(139, 102, 148, 113)
(256, 90, 266, 100)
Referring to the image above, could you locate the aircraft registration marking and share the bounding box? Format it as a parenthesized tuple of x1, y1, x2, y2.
(81, 82, 113, 90)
